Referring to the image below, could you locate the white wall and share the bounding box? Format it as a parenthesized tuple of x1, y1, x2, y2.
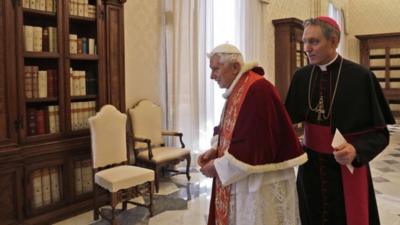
(124, 0, 163, 109)
(347, 0, 400, 62)
(123, 0, 400, 105)
(261, 0, 312, 84)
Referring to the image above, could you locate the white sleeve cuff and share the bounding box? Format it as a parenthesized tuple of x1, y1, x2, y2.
(214, 154, 250, 187)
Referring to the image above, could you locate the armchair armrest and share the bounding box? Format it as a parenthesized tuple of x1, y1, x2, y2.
(133, 137, 153, 160)
(162, 131, 185, 148)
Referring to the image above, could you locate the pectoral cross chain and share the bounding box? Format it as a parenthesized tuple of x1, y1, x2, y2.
(316, 96, 325, 121)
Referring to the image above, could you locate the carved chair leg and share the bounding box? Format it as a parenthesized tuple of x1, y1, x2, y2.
(93, 184, 99, 220)
(154, 166, 160, 193)
(148, 181, 153, 217)
(111, 192, 118, 225)
(122, 200, 127, 211)
(186, 154, 191, 180)
(122, 189, 127, 211)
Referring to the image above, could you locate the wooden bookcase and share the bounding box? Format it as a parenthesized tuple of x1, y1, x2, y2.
(272, 17, 307, 101)
(356, 33, 400, 117)
(0, 0, 126, 224)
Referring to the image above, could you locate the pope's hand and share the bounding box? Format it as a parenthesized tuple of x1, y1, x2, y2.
(200, 159, 218, 178)
(197, 148, 217, 167)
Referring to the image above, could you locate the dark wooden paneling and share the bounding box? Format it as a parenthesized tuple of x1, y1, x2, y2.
(272, 18, 304, 101)
(0, 166, 23, 225)
(0, 0, 18, 149)
(0, 0, 127, 224)
(356, 33, 400, 117)
(105, 3, 125, 111)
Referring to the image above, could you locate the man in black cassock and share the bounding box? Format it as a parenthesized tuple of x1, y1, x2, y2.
(285, 16, 395, 225)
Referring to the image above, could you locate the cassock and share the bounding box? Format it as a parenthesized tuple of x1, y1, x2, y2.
(208, 63, 308, 225)
(285, 55, 395, 225)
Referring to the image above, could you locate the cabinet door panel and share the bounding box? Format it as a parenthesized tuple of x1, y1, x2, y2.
(105, 4, 125, 111)
(0, 0, 18, 148)
(0, 167, 22, 225)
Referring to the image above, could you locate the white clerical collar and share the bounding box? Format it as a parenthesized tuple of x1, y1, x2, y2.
(318, 54, 339, 71)
(223, 62, 258, 99)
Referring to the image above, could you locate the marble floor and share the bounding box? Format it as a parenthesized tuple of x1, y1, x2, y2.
(54, 124, 400, 225)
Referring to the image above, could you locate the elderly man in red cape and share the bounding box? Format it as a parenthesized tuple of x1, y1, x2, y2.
(198, 43, 307, 225)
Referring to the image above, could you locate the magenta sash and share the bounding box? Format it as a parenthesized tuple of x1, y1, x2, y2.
(304, 122, 369, 225)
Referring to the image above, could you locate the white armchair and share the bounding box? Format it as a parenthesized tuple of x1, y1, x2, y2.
(128, 100, 191, 193)
(89, 105, 155, 225)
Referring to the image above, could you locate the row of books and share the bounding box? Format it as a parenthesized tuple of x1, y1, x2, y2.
(31, 167, 61, 209)
(370, 48, 400, 55)
(390, 58, 400, 66)
(69, 0, 96, 18)
(70, 68, 97, 96)
(390, 48, 400, 55)
(23, 0, 56, 12)
(74, 159, 93, 195)
(372, 58, 400, 67)
(69, 35, 96, 55)
(27, 106, 60, 136)
(24, 26, 57, 52)
(296, 52, 307, 67)
(390, 104, 400, 111)
(25, 66, 57, 99)
(71, 101, 96, 131)
(373, 70, 400, 78)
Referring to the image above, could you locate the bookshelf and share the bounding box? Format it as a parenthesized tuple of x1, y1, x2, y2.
(0, 0, 126, 224)
(272, 17, 308, 101)
(356, 33, 400, 117)
(273, 18, 307, 135)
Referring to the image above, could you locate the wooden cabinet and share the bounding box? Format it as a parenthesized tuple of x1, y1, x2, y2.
(356, 33, 400, 117)
(273, 17, 307, 101)
(0, 0, 19, 150)
(0, 164, 23, 225)
(0, 0, 126, 224)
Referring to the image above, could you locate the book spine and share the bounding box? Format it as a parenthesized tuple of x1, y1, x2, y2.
(24, 26, 34, 52)
(23, 0, 30, 8)
(32, 169, 43, 208)
(81, 37, 88, 54)
(33, 26, 43, 52)
(41, 168, 51, 206)
(30, 0, 36, 9)
(69, 34, 78, 54)
(38, 0, 46, 11)
(77, 38, 83, 54)
(42, 27, 49, 52)
(27, 108, 37, 136)
(74, 161, 82, 195)
(32, 66, 39, 98)
(47, 69, 54, 97)
(80, 71, 86, 95)
(48, 105, 56, 133)
(35, 109, 46, 134)
(24, 66, 33, 99)
(38, 70, 48, 98)
(45, 0, 54, 12)
(50, 167, 60, 202)
(81, 160, 93, 193)
(88, 38, 95, 55)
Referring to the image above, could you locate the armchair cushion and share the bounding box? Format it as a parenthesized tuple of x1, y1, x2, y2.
(129, 100, 163, 149)
(95, 165, 154, 192)
(137, 147, 190, 163)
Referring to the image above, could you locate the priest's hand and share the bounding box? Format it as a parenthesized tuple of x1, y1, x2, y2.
(197, 148, 217, 167)
(333, 142, 357, 165)
(200, 160, 218, 178)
